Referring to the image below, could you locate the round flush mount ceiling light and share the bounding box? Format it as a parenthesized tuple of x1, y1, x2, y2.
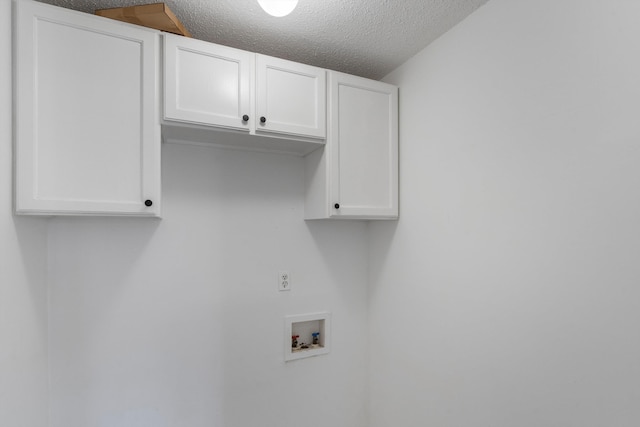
(257, 0, 299, 17)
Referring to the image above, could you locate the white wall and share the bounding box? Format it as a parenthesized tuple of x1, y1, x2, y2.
(0, 0, 49, 425)
(369, 0, 640, 426)
(12, 0, 640, 425)
(47, 143, 369, 427)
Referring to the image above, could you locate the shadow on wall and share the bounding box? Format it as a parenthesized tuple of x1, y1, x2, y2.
(46, 215, 162, 290)
(367, 220, 399, 295)
(11, 216, 49, 331)
(304, 219, 369, 290)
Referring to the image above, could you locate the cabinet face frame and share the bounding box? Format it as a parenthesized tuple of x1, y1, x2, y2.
(328, 71, 398, 219)
(255, 54, 326, 139)
(14, 0, 161, 216)
(163, 33, 253, 132)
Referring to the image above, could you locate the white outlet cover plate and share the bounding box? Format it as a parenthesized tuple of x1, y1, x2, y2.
(279, 271, 291, 291)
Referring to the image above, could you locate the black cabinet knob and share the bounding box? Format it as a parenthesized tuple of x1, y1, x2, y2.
(242, 114, 249, 122)
(144, 200, 153, 207)
(334, 203, 340, 209)
(260, 116, 266, 124)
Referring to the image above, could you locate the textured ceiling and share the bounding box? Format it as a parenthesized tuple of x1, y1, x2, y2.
(36, 0, 489, 79)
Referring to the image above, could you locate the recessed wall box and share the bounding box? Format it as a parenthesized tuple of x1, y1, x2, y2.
(284, 312, 330, 361)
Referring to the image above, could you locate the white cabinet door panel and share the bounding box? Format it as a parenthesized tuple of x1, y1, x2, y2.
(330, 73, 398, 218)
(164, 34, 252, 131)
(335, 84, 394, 210)
(304, 71, 397, 220)
(256, 55, 326, 139)
(15, 0, 160, 216)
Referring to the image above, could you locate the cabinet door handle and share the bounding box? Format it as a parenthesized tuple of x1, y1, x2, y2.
(260, 116, 266, 124)
(144, 200, 153, 207)
(334, 203, 340, 209)
(242, 114, 249, 122)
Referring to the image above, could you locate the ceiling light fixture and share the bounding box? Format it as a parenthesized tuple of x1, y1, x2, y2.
(257, 0, 298, 17)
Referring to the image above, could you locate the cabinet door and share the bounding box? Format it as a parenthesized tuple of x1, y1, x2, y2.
(164, 34, 253, 131)
(15, 0, 160, 216)
(256, 55, 326, 139)
(328, 72, 398, 219)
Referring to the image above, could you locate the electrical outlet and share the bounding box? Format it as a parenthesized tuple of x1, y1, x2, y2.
(279, 271, 291, 291)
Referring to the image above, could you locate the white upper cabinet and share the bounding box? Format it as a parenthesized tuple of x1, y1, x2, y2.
(14, 0, 161, 216)
(14, 2, 393, 219)
(163, 34, 326, 154)
(255, 54, 326, 139)
(305, 71, 398, 220)
(163, 34, 253, 131)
